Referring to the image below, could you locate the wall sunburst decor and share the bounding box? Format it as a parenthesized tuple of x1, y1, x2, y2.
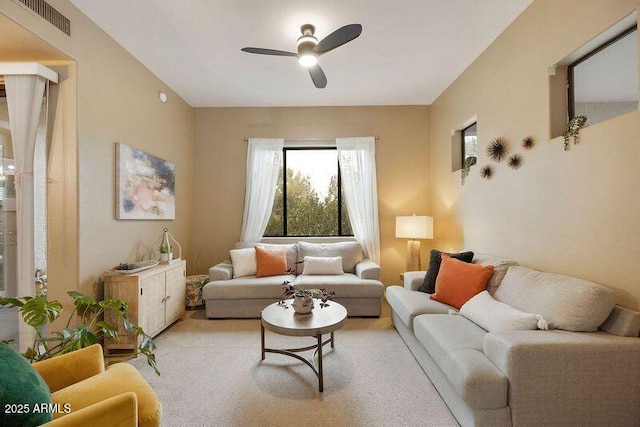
(507, 154, 523, 169)
(480, 165, 493, 179)
(486, 137, 509, 162)
(521, 136, 535, 150)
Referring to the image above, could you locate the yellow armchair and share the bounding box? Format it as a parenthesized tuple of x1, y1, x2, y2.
(32, 344, 161, 427)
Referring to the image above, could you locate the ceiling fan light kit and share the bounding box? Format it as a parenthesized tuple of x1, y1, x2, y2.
(241, 23, 362, 88)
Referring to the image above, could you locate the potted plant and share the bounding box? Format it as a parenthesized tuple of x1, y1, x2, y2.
(279, 281, 335, 314)
(159, 245, 173, 262)
(0, 291, 159, 375)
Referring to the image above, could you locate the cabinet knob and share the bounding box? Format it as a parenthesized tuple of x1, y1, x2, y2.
(166, 295, 171, 300)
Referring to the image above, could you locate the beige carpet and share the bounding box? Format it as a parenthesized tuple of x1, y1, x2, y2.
(129, 301, 459, 427)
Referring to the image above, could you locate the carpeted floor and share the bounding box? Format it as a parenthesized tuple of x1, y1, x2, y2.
(129, 301, 459, 427)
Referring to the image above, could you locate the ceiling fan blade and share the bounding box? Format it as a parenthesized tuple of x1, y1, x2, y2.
(309, 64, 327, 89)
(314, 24, 362, 55)
(241, 47, 297, 57)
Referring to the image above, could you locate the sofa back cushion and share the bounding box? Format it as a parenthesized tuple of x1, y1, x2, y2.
(235, 242, 298, 273)
(297, 241, 363, 274)
(599, 305, 640, 337)
(494, 266, 616, 332)
(469, 251, 519, 294)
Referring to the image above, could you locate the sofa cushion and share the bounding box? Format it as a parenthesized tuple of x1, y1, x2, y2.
(202, 274, 296, 299)
(430, 254, 494, 309)
(302, 256, 344, 275)
(419, 249, 474, 293)
(469, 251, 519, 294)
(235, 242, 298, 273)
(297, 241, 363, 274)
(413, 314, 508, 410)
(0, 342, 53, 426)
(255, 246, 288, 278)
(229, 247, 256, 278)
(385, 285, 452, 329)
(460, 291, 548, 332)
(599, 305, 640, 337)
(293, 273, 383, 298)
(493, 266, 616, 332)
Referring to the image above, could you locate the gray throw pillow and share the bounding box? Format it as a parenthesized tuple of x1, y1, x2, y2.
(418, 249, 474, 293)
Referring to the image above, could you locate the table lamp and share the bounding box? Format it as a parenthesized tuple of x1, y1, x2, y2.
(396, 215, 433, 271)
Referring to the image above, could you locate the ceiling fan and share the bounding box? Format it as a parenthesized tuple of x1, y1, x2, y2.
(241, 23, 362, 89)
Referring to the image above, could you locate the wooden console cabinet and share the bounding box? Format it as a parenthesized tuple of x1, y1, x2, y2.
(104, 259, 186, 355)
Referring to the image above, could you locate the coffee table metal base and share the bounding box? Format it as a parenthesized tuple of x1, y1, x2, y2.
(261, 324, 335, 392)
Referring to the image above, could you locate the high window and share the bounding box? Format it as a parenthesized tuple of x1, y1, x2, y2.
(461, 122, 478, 165)
(568, 25, 638, 126)
(265, 147, 353, 237)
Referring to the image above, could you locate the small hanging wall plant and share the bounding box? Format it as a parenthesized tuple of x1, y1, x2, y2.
(563, 115, 587, 151)
(461, 156, 477, 185)
(480, 165, 493, 179)
(486, 137, 509, 162)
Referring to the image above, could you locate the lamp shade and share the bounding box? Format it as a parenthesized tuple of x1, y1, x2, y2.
(395, 215, 433, 239)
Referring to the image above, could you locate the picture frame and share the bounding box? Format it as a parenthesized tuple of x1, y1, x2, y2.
(115, 143, 176, 220)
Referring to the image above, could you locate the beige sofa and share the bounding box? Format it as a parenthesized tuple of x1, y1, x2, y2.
(204, 241, 384, 318)
(386, 252, 640, 427)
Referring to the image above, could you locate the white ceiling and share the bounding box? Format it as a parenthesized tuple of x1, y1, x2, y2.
(69, 0, 533, 107)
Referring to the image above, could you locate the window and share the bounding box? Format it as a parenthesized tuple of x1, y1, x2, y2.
(461, 122, 478, 166)
(568, 25, 638, 126)
(264, 147, 353, 237)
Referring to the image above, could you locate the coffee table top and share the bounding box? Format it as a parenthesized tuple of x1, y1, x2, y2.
(261, 299, 347, 337)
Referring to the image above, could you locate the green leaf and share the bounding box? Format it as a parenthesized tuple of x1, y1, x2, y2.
(21, 298, 63, 327)
(0, 297, 26, 308)
(99, 299, 127, 314)
(96, 321, 119, 339)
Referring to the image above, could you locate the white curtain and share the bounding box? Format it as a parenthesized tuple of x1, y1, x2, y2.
(5, 74, 47, 351)
(337, 137, 380, 263)
(240, 138, 284, 242)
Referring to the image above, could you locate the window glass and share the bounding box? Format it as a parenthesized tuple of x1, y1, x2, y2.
(265, 148, 352, 237)
(570, 26, 638, 125)
(462, 122, 478, 164)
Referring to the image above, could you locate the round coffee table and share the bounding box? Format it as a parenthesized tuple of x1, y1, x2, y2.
(260, 299, 347, 392)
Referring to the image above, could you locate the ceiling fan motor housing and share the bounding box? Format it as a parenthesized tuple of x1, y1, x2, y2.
(297, 24, 318, 56)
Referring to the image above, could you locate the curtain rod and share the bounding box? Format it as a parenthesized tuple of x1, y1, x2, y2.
(243, 136, 379, 142)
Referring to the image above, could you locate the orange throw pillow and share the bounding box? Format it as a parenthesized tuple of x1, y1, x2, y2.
(430, 253, 494, 309)
(255, 246, 288, 277)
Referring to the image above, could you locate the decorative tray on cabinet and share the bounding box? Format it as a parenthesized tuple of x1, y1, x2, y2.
(111, 260, 160, 275)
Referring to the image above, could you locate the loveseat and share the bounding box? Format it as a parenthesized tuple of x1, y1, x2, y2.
(386, 251, 640, 427)
(204, 241, 384, 318)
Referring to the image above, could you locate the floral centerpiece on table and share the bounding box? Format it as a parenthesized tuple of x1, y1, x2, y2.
(279, 281, 335, 314)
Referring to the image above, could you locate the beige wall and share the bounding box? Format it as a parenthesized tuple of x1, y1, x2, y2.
(193, 106, 430, 285)
(0, 0, 194, 305)
(430, 0, 640, 310)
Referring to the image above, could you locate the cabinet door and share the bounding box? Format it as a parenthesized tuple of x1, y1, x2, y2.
(165, 265, 185, 324)
(140, 273, 166, 337)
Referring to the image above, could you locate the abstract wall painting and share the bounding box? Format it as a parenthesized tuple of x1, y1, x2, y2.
(116, 143, 176, 220)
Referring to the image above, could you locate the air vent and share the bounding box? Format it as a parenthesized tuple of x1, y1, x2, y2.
(14, 0, 71, 36)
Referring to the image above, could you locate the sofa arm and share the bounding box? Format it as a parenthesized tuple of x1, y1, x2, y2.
(355, 259, 380, 280)
(209, 260, 233, 281)
(403, 271, 426, 291)
(44, 392, 138, 427)
(484, 330, 640, 425)
(32, 344, 105, 393)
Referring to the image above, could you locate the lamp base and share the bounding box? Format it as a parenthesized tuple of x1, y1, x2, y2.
(406, 240, 421, 272)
